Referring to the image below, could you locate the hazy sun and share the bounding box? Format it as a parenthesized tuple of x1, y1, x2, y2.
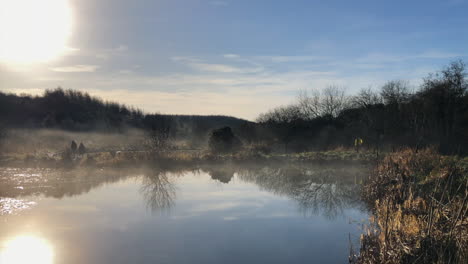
(0, 0, 73, 64)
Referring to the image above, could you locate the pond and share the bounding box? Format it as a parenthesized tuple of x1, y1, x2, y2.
(0, 163, 369, 264)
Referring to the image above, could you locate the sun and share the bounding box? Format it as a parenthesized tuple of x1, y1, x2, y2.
(0, 0, 73, 64)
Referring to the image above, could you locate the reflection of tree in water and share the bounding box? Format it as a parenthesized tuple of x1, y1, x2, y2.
(140, 171, 177, 212)
(0, 163, 368, 218)
(0, 166, 182, 213)
(205, 167, 235, 183)
(0, 167, 133, 198)
(237, 165, 367, 219)
(295, 183, 362, 219)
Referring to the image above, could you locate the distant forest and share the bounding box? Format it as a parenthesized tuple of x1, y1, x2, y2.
(0, 88, 253, 144)
(1, 60, 467, 154)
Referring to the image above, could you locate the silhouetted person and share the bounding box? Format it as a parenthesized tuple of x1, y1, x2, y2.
(70, 140, 77, 153)
(78, 143, 86, 155)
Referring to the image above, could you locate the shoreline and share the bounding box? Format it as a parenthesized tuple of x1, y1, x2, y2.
(0, 149, 379, 168)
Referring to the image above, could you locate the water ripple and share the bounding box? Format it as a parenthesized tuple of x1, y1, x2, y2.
(0, 198, 37, 215)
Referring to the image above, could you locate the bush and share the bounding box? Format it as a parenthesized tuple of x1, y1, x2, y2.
(208, 127, 242, 153)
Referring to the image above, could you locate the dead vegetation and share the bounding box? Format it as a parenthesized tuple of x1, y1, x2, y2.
(351, 148, 468, 264)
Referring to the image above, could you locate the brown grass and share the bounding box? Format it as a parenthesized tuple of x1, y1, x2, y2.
(351, 148, 468, 264)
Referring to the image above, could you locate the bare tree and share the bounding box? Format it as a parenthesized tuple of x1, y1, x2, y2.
(297, 86, 348, 118)
(144, 115, 172, 152)
(439, 60, 467, 96)
(298, 89, 322, 119)
(257, 104, 302, 124)
(352, 87, 382, 109)
(321, 85, 348, 117)
(418, 60, 468, 150)
(381, 80, 410, 105)
(147, 127, 170, 151)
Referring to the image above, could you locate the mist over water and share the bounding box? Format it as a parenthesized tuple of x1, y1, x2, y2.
(0, 0, 466, 262)
(0, 164, 369, 264)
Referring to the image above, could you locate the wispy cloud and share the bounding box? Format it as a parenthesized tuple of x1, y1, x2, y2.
(258, 55, 327, 63)
(223, 54, 240, 59)
(416, 51, 464, 59)
(172, 56, 263, 73)
(51, 65, 100, 73)
(357, 51, 464, 63)
(94, 44, 128, 60)
(3, 49, 464, 120)
(188, 62, 262, 73)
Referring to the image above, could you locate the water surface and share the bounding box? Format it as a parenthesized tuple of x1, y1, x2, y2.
(0, 164, 369, 264)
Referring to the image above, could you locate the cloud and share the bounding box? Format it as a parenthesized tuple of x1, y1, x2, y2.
(170, 56, 197, 63)
(258, 55, 327, 63)
(93, 44, 129, 60)
(223, 216, 238, 221)
(188, 62, 262, 73)
(189, 63, 242, 73)
(415, 51, 464, 59)
(51, 65, 100, 72)
(172, 56, 263, 73)
(224, 54, 240, 59)
(0, 63, 423, 120)
(357, 51, 464, 63)
(2, 50, 462, 120)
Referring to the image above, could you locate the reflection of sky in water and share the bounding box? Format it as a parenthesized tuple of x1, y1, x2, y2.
(0, 170, 368, 264)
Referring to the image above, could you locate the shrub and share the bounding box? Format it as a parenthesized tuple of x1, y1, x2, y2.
(208, 127, 242, 153)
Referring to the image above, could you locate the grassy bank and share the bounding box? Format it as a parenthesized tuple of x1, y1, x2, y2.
(0, 149, 378, 168)
(351, 149, 468, 264)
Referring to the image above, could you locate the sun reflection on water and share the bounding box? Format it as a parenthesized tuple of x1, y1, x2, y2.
(0, 236, 54, 264)
(0, 198, 37, 215)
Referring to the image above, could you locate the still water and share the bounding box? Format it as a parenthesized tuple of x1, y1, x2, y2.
(0, 164, 369, 264)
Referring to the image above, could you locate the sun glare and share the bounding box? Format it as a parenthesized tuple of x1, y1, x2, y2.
(0, 235, 54, 264)
(0, 0, 73, 64)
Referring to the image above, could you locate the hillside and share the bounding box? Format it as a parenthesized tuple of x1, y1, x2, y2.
(0, 88, 253, 139)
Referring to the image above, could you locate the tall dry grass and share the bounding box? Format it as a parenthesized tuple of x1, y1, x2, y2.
(352, 148, 468, 264)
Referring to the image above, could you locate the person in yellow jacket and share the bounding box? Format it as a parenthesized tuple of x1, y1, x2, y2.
(354, 137, 363, 152)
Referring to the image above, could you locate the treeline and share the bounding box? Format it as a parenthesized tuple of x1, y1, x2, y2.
(0, 89, 143, 130)
(1, 60, 467, 154)
(256, 61, 468, 154)
(0, 88, 252, 144)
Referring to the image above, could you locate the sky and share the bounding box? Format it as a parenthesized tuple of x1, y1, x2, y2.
(1, 0, 468, 120)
